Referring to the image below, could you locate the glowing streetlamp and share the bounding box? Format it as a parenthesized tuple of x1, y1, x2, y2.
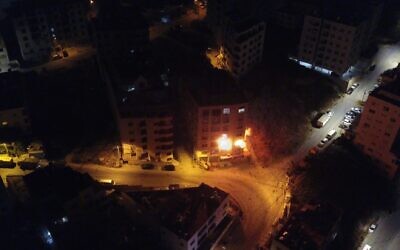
(234, 139, 246, 149)
(217, 134, 232, 151)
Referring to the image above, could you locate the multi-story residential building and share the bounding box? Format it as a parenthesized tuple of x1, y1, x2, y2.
(118, 88, 174, 162)
(127, 183, 230, 250)
(220, 13, 265, 78)
(92, 0, 149, 60)
(271, 203, 342, 250)
(354, 80, 400, 179)
(297, 13, 368, 75)
(0, 72, 32, 132)
(8, 0, 90, 62)
(183, 73, 248, 162)
(0, 34, 11, 73)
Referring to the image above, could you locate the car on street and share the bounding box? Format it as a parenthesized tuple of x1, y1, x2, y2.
(343, 118, 352, 124)
(162, 164, 175, 171)
(19, 160, 39, 171)
(369, 223, 377, 233)
(339, 123, 349, 130)
(318, 138, 329, 147)
(363, 244, 372, 250)
(373, 83, 380, 88)
(141, 163, 155, 170)
(351, 107, 362, 113)
(98, 179, 115, 185)
(309, 147, 319, 155)
(346, 88, 354, 95)
(352, 82, 360, 88)
(326, 129, 337, 139)
(346, 111, 356, 117)
(344, 115, 354, 121)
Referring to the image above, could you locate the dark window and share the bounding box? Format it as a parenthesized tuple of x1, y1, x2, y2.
(383, 106, 389, 112)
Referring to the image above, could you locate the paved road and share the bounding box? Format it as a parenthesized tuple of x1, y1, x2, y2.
(293, 43, 400, 162)
(71, 162, 287, 249)
(359, 177, 400, 250)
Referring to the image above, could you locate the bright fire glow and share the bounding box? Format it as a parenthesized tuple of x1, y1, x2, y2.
(234, 139, 246, 149)
(217, 134, 232, 151)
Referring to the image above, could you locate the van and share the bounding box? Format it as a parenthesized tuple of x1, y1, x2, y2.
(326, 129, 337, 139)
(98, 179, 115, 185)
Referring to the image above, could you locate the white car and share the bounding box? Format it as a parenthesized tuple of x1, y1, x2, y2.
(369, 224, 377, 233)
(363, 244, 372, 250)
(318, 138, 329, 147)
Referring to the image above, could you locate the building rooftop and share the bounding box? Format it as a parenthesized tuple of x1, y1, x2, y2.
(23, 166, 95, 209)
(127, 183, 229, 240)
(275, 203, 342, 250)
(370, 78, 400, 107)
(189, 70, 247, 107)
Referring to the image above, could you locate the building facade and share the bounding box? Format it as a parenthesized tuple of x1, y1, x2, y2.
(127, 183, 230, 250)
(9, 0, 90, 62)
(221, 15, 265, 78)
(354, 82, 400, 179)
(118, 89, 174, 162)
(0, 35, 11, 73)
(183, 77, 248, 162)
(297, 14, 368, 75)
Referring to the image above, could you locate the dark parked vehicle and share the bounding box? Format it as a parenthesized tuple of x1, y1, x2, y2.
(19, 161, 39, 170)
(141, 163, 155, 170)
(0, 160, 16, 169)
(346, 88, 354, 95)
(162, 164, 175, 171)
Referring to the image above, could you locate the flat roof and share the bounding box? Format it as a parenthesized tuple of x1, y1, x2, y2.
(370, 79, 400, 107)
(189, 70, 247, 107)
(127, 183, 229, 240)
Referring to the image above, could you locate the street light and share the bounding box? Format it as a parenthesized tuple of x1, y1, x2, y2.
(217, 134, 232, 151)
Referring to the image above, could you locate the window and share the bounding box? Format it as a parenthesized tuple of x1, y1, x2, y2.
(364, 123, 370, 128)
(202, 110, 209, 117)
(390, 118, 396, 123)
(211, 109, 221, 116)
(383, 106, 389, 112)
(369, 109, 375, 114)
(384, 132, 390, 137)
(238, 107, 245, 113)
(223, 108, 230, 114)
(127, 122, 133, 127)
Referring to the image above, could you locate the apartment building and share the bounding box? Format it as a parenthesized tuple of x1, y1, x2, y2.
(220, 13, 265, 78)
(354, 81, 400, 179)
(92, 0, 149, 60)
(127, 183, 230, 250)
(297, 13, 369, 75)
(183, 73, 248, 161)
(0, 34, 11, 73)
(118, 88, 174, 162)
(0, 71, 33, 133)
(206, 0, 236, 38)
(8, 0, 90, 62)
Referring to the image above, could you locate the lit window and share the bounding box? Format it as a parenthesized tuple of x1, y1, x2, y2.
(238, 107, 245, 113)
(223, 108, 230, 114)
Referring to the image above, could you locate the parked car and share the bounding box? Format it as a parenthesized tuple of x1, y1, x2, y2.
(19, 160, 39, 170)
(339, 123, 349, 130)
(346, 111, 356, 117)
(344, 115, 354, 121)
(141, 163, 155, 170)
(0, 160, 16, 169)
(98, 179, 115, 185)
(326, 129, 337, 139)
(369, 64, 376, 71)
(346, 88, 354, 95)
(309, 147, 319, 155)
(351, 107, 362, 113)
(318, 138, 329, 147)
(162, 164, 175, 171)
(369, 224, 377, 233)
(352, 82, 360, 88)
